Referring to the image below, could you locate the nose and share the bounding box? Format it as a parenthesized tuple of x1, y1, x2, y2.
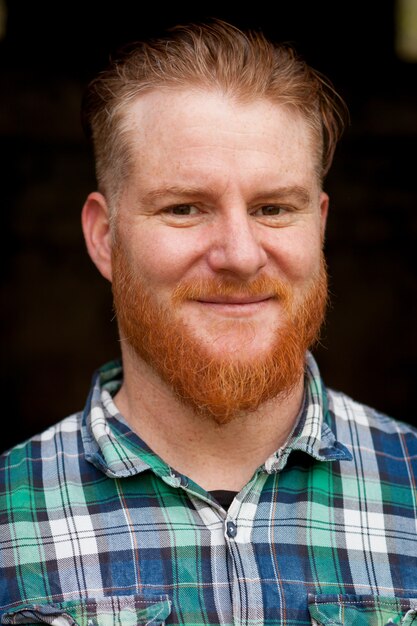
(206, 209, 268, 279)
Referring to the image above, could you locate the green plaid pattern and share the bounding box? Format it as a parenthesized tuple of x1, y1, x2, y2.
(1, 353, 417, 625)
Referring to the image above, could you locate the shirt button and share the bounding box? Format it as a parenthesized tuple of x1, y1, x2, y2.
(179, 475, 189, 487)
(226, 520, 237, 538)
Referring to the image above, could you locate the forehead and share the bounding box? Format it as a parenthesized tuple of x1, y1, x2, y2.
(121, 88, 320, 191)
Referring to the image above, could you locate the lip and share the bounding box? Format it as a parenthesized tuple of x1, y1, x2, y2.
(196, 295, 274, 305)
(191, 295, 275, 317)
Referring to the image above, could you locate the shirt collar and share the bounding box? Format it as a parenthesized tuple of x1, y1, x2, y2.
(82, 360, 171, 480)
(263, 352, 352, 473)
(82, 352, 352, 480)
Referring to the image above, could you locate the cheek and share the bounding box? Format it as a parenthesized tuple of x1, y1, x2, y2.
(267, 229, 323, 282)
(128, 229, 205, 287)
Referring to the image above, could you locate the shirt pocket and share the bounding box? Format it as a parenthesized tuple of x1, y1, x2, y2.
(308, 594, 417, 626)
(0, 594, 172, 626)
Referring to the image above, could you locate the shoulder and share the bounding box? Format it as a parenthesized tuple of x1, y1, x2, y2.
(0, 412, 84, 488)
(326, 386, 417, 455)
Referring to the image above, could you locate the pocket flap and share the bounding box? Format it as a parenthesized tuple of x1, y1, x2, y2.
(1, 595, 171, 626)
(308, 594, 417, 626)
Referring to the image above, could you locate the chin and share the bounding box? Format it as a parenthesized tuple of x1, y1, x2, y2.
(201, 337, 274, 363)
(196, 319, 278, 349)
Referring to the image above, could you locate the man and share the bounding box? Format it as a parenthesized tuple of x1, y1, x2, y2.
(1, 18, 416, 626)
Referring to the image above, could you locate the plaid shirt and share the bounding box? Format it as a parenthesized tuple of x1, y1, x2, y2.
(1, 352, 417, 626)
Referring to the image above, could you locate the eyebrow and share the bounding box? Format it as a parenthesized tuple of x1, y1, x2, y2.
(251, 186, 312, 206)
(141, 185, 217, 203)
(141, 184, 312, 206)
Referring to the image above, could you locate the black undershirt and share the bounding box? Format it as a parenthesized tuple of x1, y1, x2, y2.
(210, 489, 238, 509)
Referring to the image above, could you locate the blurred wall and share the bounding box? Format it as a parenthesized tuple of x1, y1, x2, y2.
(1, 1, 416, 452)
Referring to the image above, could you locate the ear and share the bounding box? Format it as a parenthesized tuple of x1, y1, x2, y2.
(81, 192, 113, 282)
(319, 192, 329, 242)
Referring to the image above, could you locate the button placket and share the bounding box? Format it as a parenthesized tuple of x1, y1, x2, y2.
(226, 519, 237, 538)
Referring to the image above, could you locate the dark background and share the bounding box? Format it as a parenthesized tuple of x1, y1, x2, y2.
(1, 1, 416, 453)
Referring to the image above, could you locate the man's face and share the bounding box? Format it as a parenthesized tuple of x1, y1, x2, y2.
(109, 89, 329, 422)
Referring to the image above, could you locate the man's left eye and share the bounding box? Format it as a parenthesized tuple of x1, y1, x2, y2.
(254, 205, 284, 216)
(168, 204, 199, 215)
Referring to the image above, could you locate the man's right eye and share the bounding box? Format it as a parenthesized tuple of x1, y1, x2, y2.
(167, 204, 199, 215)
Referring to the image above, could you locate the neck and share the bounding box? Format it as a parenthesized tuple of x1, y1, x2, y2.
(113, 349, 305, 492)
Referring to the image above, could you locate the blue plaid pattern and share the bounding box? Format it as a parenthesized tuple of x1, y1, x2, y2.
(1, 352, 417, 625)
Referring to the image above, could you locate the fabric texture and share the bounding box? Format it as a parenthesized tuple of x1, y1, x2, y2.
(1, 352, 417, 626)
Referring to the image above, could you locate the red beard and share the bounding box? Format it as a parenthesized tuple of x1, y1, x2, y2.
(112, 244, 328, 424)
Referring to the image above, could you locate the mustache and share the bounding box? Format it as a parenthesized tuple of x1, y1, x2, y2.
(171, 275, 293, 303)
